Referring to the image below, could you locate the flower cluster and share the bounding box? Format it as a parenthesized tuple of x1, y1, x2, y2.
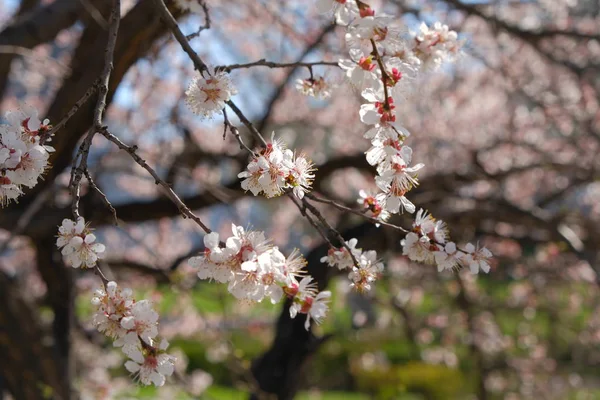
(0, 104, 53, 206)
(295, 76, 333, 99)
(238, 135, 316, 199)
(56, 217, 106, 268)
(401, 209, 493, 274)
(330, 3, 463, 218)
(185, 67, 238, 119)
(91, 281, 176, 386)
(319, 1, 490, 272)
(320, 238, 384, 292)
(188, 225, 331, 330)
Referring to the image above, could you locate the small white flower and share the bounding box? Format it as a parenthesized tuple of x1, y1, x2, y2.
(123, 339, 176, 387)
(239, 136, 315, 199)
(91, 281, 133, 340)
(61, 233, 106, 269)
(433, 242, 462, 272)
(289, 290, 331, 330)
(283, 150, 315, 199)
(463, 243, 493, 274)
(0, 178, 22, 206)
(120, 300, 159, 345)
(0, 105, 51, 205)
(320, 238, 361, 270)
(413, 22, 462, 69)
(401, 232, 437, 264)
(295, 76, 333, 99)
(339, 51, 381, 91)
(349, 250, 384, 292)
(56, 217, 86, 248)
(357, 190, 390, 224)
(185, 69, 237, 119)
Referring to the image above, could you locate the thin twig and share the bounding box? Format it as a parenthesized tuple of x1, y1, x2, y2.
(301, 196, 360, 267)
(223, 108, 256, 155)
(84, 169, 118, 225)
(69, 0, 121, 218)
(225, 100, 268, 147)
(216, 59, 339, 72)
(306, 193, 410, 233)
(155, 0, 360, 270)
(40, 81, 99, 144)
(288, 194, 333, 248)
(152, 0, 269, 147)
(185, 0, 211, 40)
(152, 0, 208, 72)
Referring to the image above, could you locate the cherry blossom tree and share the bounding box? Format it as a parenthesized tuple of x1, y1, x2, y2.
(0, 0, 598, 399)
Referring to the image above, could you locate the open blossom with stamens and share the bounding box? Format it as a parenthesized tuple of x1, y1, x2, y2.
(349, 250, 384, 292)
(346, 13, 399, 54)
(238, 135, 315, 199)
(357, 190, 390, 224)
(56, 218, 105, 269)
(401, 232, 438, 264)
(191, 225, 300, 303)
(189, 227, 327, 329)
(185, 68, 237, 119)
(339, 51, 381, 91)
(289, 277, 331, 330)
(413, 209, 436, 236)
(283, 150, 315, 199)
(464, 243, 493, 274)
(433, 242, 463, 272)
(56, 217, 86, 247)
(123, 338, 176, 387)
(413, 22, 462, 69)
(295, 76, 333, 99)
(0, 105, 52, 206)
(119, 300, 159, 346)
(375, 154, 422, 214)
(320, 238, 361, 270)
(91, 281, 134, 340)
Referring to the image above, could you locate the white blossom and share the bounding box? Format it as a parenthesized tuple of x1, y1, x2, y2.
(413, 22, 462, 69)
(91, 281, 134, 340)
(0, 105, 51, 205)
(123, 339, 176, 387)
(348, 250, 384, 292)
(357, 190, 390, 224)
(320, 238, 361, 270)
(296, 76, 333, 99)
(185, 69, 237, 119)
(401, 232, 437, 264)
(289, 279, 331, 330)
(464, 243, 493, 274)
(120, 300, 159, 346)
(59, 231, 105, 269)
(433, 242, 462, 272)
(238, 136, 315, 199)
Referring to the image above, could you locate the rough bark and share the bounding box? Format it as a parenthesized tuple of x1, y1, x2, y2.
(0, 272, 69, 400)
